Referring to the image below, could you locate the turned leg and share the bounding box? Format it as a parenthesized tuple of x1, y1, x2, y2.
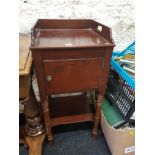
(42, 99, 53, 143)
(93, 94, 103, 140)
(22, 85, 45, 136)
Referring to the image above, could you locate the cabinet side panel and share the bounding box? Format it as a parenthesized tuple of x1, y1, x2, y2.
(31, 50, 46, 100)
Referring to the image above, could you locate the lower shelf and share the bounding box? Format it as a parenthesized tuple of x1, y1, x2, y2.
(48, 94, 95, 127)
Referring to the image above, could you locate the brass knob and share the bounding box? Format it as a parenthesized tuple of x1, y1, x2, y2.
(46, 75, 52, 82)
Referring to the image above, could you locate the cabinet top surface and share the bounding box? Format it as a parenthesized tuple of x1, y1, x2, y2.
(30, 19, 115, 49)
(19, 35, 32, 76)
(31, 29, 112, 49)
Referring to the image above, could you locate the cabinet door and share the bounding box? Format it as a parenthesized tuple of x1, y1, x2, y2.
(43, 58, 104, 94)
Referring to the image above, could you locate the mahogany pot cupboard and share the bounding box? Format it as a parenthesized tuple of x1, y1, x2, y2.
(30, 19, 115, 143)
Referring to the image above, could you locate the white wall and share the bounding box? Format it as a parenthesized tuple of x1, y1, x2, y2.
(19, 0, 134, 51)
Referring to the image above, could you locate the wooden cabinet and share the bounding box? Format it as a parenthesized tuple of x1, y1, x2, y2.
(30, 19, 115, 143)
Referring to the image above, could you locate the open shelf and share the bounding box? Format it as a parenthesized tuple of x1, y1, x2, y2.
(48, 94, 95, 127)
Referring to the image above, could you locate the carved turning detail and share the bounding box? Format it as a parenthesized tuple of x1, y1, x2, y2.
(42, 100, 49, 113)
(42, 99, 53, 143)
(93, 94, 104, 139)
(23, 86, 45, 136)
(97, 95, 103, 106)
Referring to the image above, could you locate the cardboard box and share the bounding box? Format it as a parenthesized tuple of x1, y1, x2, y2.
(101, 111, 135, 155)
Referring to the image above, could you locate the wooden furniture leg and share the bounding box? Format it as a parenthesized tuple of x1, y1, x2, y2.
(25, 132, 46, 155)
(93, 94, 103, 140)
(42, 99, 53, 143)
(23, 85, 45, 136)
(20, 120, 46, 155)
(92, 49, 112, 140)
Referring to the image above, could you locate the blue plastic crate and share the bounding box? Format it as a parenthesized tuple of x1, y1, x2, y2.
(111, 41, 135, 90)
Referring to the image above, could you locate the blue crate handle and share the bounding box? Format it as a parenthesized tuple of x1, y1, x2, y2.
(112, 41, 135, 57)
(111, 41, 135, 90)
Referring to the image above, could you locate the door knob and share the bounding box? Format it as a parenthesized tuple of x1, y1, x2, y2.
(46, 75, 52, 82)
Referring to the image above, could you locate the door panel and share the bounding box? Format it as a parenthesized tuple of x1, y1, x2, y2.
(43, 58, 104, 94)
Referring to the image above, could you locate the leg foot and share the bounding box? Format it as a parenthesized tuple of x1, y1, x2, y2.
(46, 126, 53, 143)
(92, 130, 97, 140)
(25, 132, 46, 155)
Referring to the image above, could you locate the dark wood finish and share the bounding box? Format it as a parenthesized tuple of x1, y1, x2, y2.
(93, 94, 103, 139)
(43, 58, 103, 94)
(41, 48, 106, 60)
(49, 95, 94, 126)
(24, 86, 45, 136)
(31, 19, 114, 46)
(31, 29, 110, 48)
(42, 99, 53, 142)
(30, 19, 115, 143)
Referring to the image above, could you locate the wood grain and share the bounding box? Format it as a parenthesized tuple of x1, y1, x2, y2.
(19, 35, 32, 76)
(25, 133, 46, 155)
